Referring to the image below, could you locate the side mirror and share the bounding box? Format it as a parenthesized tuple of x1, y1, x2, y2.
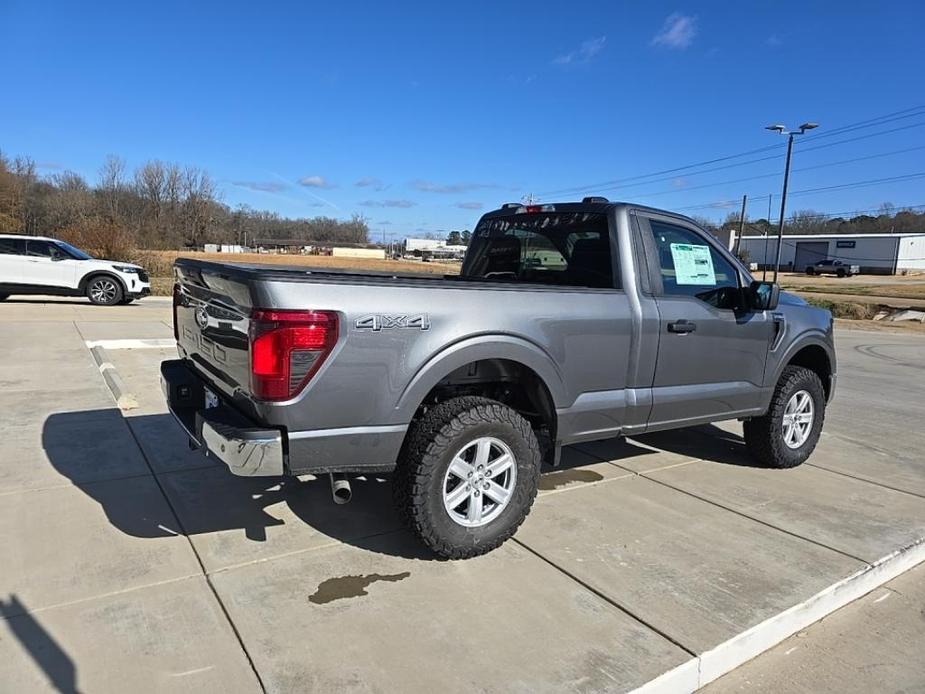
(749, 280, 780, 311)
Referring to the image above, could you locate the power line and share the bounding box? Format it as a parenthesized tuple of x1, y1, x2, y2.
(678, 170, 925, 212)
(629, 145, 925, 202)
(798, 105, 925, 143)
(538, 142, 784, 197)
(539, 105, 925, 198)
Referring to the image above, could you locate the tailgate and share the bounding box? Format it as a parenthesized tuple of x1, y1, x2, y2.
(173, 264, 254, 399)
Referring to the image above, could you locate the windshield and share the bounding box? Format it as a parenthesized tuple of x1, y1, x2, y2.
(461, 212, 614, 288)
(56, 241, 93, 260)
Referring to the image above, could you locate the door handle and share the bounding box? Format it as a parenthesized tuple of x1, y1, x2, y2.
(667, 320, 697, 334)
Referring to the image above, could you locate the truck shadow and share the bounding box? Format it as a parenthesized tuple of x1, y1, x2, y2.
(41, 410, 749, 560)
(635, 423, 760, 467)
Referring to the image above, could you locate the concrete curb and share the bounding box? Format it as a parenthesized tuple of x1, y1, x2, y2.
(89, 345, 139, 410)
(632, 537, 925, 693)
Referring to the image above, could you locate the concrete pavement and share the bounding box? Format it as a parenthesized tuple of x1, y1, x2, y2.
(705, 561, 925, 693)
(0, 297, 923, 693)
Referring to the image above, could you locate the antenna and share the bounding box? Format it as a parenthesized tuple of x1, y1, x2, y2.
(521, 192, 538, 205)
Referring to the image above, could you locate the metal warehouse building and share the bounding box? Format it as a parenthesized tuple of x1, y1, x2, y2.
(737, 232, 925, 274)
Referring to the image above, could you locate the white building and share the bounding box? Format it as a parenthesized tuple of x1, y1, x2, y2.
(736, 232, 925, 274)
(405, 238, 446, 252)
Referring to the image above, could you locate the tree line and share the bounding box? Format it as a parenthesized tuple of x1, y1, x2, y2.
(0, 152, 369, 258)
(695, 202, 925, 237)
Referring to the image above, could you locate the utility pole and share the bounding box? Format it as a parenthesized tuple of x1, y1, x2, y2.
(765, 122, 819, 282)
(733, 194, 747, 256)
(763, 194, 772, 280)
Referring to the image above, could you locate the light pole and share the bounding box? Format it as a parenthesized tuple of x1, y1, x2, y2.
(765, 122, 818, 282)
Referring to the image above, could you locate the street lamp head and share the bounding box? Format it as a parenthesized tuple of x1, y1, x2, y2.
(765, 124, 787, 133)
(799, 122, 819, 132)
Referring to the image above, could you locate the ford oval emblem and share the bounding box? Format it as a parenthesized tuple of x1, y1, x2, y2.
(195, 305, 209, 330)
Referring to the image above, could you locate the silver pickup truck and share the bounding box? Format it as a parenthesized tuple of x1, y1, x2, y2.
(161, 199, 836, 558)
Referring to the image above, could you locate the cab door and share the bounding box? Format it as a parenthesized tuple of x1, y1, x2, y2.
(21, 240, 78, 288)
(637, 214, 773, 429)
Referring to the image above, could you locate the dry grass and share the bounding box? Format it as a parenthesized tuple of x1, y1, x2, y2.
(786, 283, 925, 301)
(136, 250, 460, 294)
(803, 297, 879, 320)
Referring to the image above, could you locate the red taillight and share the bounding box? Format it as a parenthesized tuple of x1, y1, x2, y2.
(249, 310, 338, 401)
(522, 204, 555, 214)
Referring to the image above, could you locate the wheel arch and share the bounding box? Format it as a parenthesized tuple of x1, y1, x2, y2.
(775, 338, 834, 401)
(395, 337, 565, 458)
(78, 270, 128, 294)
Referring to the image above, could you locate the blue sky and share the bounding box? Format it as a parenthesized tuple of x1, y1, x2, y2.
(2, 1, 924, 239)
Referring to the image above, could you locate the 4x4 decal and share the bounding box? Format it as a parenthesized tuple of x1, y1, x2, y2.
(355, 314, 431, 332)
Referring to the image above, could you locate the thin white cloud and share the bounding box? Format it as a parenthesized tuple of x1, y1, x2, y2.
(455, 202, 483, 210)
(359, 199, 416, 208)
(412, 180, 499, 194)
(553, 36, 606, 65)
(232, 180, 289, 193)
(355, 176, 388, 191)
(298, 175, 335, 189)
(651, 13, 697, 50)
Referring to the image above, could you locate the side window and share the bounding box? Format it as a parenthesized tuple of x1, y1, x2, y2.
(26, 240, 63, 258)
(646, 220, 740, 309)
(0, 238, 27, 255)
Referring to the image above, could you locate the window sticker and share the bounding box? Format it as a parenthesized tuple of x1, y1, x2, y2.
(669, 243, 716, 285)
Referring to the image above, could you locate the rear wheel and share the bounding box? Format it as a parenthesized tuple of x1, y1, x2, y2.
(836, 268, 846, 277)
(744, 365, 825, 468)
(86, 276, 123, 306)
(805, 267, 814, 275)
(393, 396, 541, 559)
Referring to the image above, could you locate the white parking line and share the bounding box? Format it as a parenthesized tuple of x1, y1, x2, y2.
(84, 338, 175, 350)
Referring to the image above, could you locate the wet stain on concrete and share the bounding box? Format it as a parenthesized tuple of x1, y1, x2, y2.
(538, 469, 604, 491)
(308, 572, 411, 605)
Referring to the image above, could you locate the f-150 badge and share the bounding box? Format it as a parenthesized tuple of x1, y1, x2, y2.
(355, 314, 431, 331)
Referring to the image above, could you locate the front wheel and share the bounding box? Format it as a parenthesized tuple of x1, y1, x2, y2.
(744, 365, 825, 468)
(393, 396, 541, 559)
(805, 267, 814, 275)
(86, 277, 123, 306)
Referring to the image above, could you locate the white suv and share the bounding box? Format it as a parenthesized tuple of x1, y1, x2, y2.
(0, 235, 151, 305)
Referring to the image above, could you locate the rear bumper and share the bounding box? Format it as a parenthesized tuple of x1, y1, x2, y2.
(160, 359, 285, 476)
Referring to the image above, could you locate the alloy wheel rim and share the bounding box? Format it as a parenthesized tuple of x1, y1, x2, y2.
(442, 436, 516, 528)
(782, 389, 814, 449)
(91, 280, 117, 303)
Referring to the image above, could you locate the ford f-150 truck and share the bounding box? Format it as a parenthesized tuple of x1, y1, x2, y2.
(161, 199, 836, 558)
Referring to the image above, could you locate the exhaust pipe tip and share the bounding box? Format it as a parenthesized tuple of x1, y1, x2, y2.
(330, 474, 352, 505)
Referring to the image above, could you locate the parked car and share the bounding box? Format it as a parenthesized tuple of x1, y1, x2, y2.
(161, 198, 836, 558)
(0, 235, 151, 305)
(805, 259, 859, 277)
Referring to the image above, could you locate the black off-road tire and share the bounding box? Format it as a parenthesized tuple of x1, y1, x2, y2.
(86, 276, 124, 306)
(393, 396, 541, 559)
(805, 267, 814, 275)
(836, 268, 846, 277)
(743, 365, 826, 469)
